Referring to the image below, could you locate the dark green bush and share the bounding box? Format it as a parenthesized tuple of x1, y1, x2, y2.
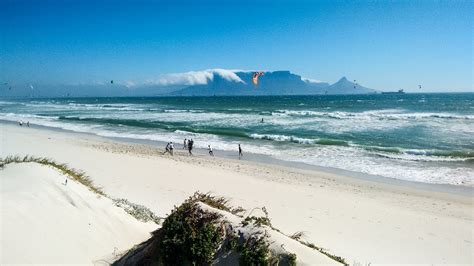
(281, 252, 297, 266)
(224, 232, 239, 252)
(158, 194, 223, 265)
(239, 233, 270, 265)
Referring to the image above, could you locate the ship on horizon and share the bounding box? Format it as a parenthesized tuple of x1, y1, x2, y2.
(381, 89, 405, 94)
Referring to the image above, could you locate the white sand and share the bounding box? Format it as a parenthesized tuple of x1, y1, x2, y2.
(1, 123, 473, 264)
(197, 202, 341, 265)
(0, 162, 156, 265)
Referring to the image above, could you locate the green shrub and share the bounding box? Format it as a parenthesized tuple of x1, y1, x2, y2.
(239, 233, 270, 265)
(281, 252, 297, 266)
(241, 216, 272, 227)
(224, 232, 239, 252)
(158, 194, 223, 265)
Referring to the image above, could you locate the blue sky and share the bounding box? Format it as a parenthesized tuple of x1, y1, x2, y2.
(1, 0, 472, 92)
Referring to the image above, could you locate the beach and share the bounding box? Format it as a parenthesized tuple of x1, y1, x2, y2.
(1, 122, 472, 264)
(1, 94, 472, 187)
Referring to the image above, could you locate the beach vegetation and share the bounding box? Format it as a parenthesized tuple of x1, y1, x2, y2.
(241, 215, 272, 227)
(0, 155, 164, 225)
(300, 240, 348, 265)
(0, 155, 105, 195)
(113, 198, 163, 224)
(157, 193, 223, 265)
(115, 192, 301, 265)
(188, 191, 245, 216)
(290, 231, 305, 241)
(238, 231, 298, 266)
(239, 232, 271, 265)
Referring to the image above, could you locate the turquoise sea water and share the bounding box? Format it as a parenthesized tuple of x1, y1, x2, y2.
(1, 93, 473, 185)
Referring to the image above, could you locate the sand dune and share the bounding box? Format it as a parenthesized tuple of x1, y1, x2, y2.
(0, 162, 156, 265)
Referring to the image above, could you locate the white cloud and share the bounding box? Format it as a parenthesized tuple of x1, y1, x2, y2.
(124, 81, 136, 88)
(141, 69, 246, 87)
(302, 77, 325, 84)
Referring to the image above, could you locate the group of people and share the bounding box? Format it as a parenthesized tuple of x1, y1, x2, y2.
(163, 138, 243, 159)
(183, 138, 195, 155)
(18, 120, 30, 127)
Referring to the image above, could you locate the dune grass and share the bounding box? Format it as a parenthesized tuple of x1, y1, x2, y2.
(188, 191, 246, 216)
(298, 240, 348, 265)
(0, 155, 163, 225)
(1, 155, 105, 196)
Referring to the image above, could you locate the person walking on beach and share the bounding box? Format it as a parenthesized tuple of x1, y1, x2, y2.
(183, 138, 187, 149)
(27, 121, 30, 127)
(238, 144, 243, 159)
(208, 145, 214, 157)
(188, 139, 194, 156)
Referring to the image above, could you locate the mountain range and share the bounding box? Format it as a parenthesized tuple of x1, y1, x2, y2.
(1, 70, 377, 97)
(169, 71, 376, 96)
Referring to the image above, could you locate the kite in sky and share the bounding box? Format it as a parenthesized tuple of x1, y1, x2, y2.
(252, 72, 264, 86)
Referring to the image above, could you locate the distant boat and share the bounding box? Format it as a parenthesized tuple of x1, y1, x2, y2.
(381, 89, 405, 95)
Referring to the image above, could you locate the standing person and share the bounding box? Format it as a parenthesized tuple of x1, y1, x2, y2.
(238, 144, 243, 159)
(27, 121, 30, 127)
(208, 145, 214, 157)
(163, 142, 170, 155)
(169, 142, 174, 156)
(183, 138, 187, 149)
(188, 139, 193, 156)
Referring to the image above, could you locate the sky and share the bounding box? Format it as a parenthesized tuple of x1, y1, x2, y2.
(0, 0, 472, 92)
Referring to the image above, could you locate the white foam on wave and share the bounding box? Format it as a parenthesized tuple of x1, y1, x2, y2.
(373, 151, 471, 162)
(274, 108, 474, 121)
(281, 145, 474, 186)
(164, 109, 204, 113)
(250, 133, 314, 144)
(0, 113, 102, 133)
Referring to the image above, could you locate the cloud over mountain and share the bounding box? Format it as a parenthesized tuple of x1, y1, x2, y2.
(142, 69, 245, 87)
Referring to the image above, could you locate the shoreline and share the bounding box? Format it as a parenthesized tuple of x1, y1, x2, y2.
(1, 122, 473, 264)
(2, 119, 472, 196)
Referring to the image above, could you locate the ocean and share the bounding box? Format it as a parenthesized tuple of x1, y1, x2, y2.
(1, 93, 473, 186)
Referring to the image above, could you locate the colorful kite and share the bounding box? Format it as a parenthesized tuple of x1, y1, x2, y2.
(252, 72, 265, 86)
